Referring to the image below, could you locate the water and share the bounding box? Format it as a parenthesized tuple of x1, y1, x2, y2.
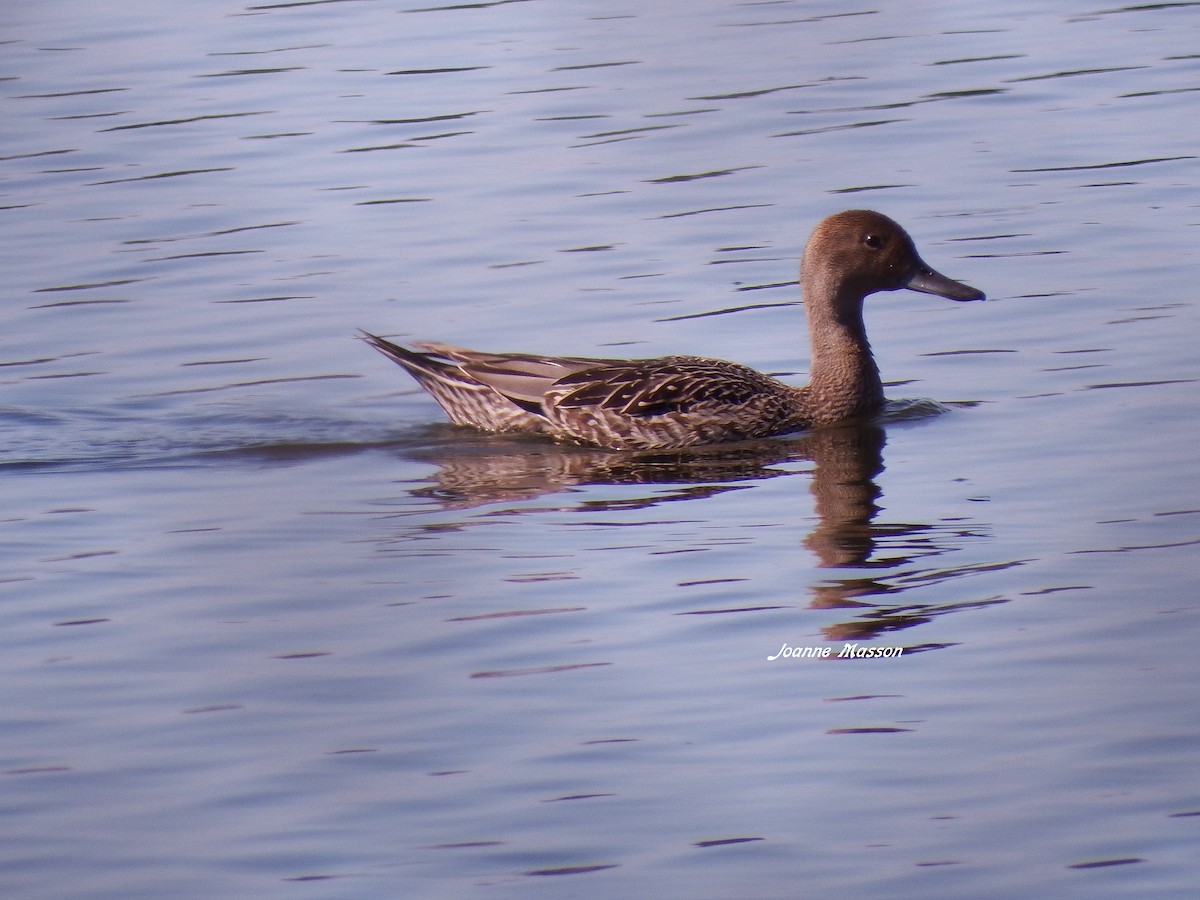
(3, 1, 1200, 897)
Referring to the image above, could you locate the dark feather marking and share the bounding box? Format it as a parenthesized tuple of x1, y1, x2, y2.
(509, 395, 548, 416)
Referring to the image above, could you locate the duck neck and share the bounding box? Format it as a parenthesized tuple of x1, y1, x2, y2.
(803, 283, 883, 422)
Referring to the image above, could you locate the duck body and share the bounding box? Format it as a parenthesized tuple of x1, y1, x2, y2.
(364, 210, 984, 451)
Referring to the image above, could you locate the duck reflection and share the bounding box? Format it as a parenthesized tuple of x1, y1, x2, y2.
(403, 423, 812, 509)
(397, 418, 1001, 641)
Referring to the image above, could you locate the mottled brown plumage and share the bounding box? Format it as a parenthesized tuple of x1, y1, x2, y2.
(363, 210, 984, 450)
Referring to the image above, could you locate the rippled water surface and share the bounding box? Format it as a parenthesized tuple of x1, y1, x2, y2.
(4, 1, 1200, 897)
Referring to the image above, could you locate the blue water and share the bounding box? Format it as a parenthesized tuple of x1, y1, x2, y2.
(3, 1, 1200, 897)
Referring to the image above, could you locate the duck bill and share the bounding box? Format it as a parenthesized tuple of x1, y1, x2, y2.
(904, 261, 986, 302)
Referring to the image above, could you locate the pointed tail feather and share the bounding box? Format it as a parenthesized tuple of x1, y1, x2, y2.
(359, 331, 549, 433)
(359, 331, 447, 377)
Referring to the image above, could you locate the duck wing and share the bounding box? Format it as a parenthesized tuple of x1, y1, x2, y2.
(412, 342, 615, 408)
(549, 355, 779, 417)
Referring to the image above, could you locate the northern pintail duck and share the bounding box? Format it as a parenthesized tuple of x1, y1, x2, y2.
(363, 209, 984, 450)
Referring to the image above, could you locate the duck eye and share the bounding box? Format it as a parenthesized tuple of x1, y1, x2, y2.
(862, 233, 884, 250)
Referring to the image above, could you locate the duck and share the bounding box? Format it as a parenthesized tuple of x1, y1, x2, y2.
(362, 209, 984, 450)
